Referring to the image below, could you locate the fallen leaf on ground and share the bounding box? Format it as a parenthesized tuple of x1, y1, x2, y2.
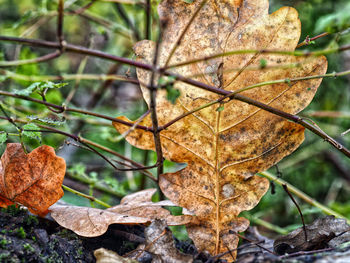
(50, 189, 194, 237)
(0, 143, 65, 216)
(129, 219, 193, 263)
(236, 227, 276, 263)
(274, 216, 350, 255)
(113, 0, 327, 260)
(94, 248, 138, 263)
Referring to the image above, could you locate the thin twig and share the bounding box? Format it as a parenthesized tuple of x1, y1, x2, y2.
(71, 0, 97, 15)
(279, 247, 334, 259)
(164, 44, 350, 70)
(230, 231, 276, 255)
(0, 90, 151, 131)
(282, 184, 308, 242)
(79, 137, 156, 180)
(0, 104, 21, 131)
(342, 128, 350, 136)
(0, 117, 150, 180)
(114, 3, 141, 41)
(297, 32, 330, 48)
(57, 0, 65, 46)
(0, 103, 26, 152)
(157, 70, 350, 158)
(66, 171, 124, 198)
(0, 70, 138, 83)
(148, 20, 164, 187)
(62, 184, 111, 208)
(2, 36, 350, 72)
(260, 171, 350, 223)
(145, 0, 151, 39)
(0, 51, 61, 67)
(1, 36, 350, 157)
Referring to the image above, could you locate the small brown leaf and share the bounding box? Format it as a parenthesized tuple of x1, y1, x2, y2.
(0, 143, 66, 216)
(50, 204, 150, 237)
(50, 189, 194, 237)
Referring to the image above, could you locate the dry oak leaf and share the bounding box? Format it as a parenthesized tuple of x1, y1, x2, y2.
(50, 189, 193, 237)
(0, 143, 65, 216)
(113, 0, 327, 260)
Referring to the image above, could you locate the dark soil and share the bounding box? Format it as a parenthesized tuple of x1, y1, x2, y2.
(0, 206, 145, 263)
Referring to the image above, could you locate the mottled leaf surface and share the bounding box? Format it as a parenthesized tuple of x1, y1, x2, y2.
(0, 143, 65, 216)
(131, 220, 194, 263)
(113, 0, 327, 259)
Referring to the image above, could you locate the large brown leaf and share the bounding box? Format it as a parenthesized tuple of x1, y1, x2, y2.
(113, 0, 327, 259)
(0, 143, 65, 216)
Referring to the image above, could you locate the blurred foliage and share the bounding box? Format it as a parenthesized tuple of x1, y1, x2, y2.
(0, 0, 349, 241)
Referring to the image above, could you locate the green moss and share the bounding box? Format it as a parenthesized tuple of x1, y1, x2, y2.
(57, 229, 76, 239)
(24, 215, 39, 226)
(23, 243, 35, 253)
(45, 251, 63, 263)
(0, 237, 8, 249)
(1, 205, 22, 216)
(0, 252, 17, 263)
(16, 227, 26, 239)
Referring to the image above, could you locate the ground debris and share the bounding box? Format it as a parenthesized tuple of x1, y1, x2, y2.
(0, 205, 94, 263)
(274, 216, 350, 255)
(127, 219, 193, 263)
(236, 227, 278, 263)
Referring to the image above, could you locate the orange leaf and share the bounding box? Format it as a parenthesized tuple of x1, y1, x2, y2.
(0, 143, 66, 216)
(113, 0, 327, 260)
